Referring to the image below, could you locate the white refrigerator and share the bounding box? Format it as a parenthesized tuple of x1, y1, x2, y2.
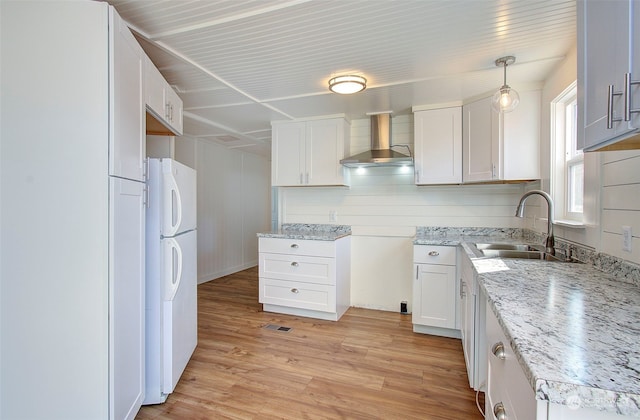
(144, 158, 198, 405)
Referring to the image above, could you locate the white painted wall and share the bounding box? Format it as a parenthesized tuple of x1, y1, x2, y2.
(176, 138, 271, 283)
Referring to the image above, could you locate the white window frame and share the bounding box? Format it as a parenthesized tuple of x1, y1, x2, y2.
(551, 81, 583, 223)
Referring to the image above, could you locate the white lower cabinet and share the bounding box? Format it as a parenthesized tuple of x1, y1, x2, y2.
(484, 304, 631, 420)
(412, 245, 459, 337)
(460, 252, 486, 391)
(485, 305, 537, 420)
(258, 236, 351, 321)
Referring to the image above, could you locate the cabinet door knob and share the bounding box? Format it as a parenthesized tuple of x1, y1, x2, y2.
(290, 244, 299, 249)
(291, 288, 299, 294)
(492, 342, 506, 360)
(291, 262, 299, 267)
(493, 402, 507, 420)
(428, 251, 439, 256)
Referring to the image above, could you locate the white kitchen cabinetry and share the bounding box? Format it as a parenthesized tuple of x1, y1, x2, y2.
(485, 306, 537, 420)
(271, 118, 350, 187)
(412, 245, 459, 338)
(145, 56, 184, 136)
(578, 0, 640, 151)
(459, 252, 486, 391)
(462, 91, 541, 183)
(258, 237, 351, 321)
(413, 107, 462, 184)
(1, 3, 145, 419)
(484, 303, 630, 420)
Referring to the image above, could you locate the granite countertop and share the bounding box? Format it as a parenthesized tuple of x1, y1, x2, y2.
(257, 223, 351, 241)
(414, 228, 640, 416)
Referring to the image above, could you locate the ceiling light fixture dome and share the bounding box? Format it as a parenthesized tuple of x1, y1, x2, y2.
(491, 56, 519, 113)
(328, 75, 366, 94)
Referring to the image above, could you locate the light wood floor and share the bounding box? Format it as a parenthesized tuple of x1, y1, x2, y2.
(136, 267, 484, 419)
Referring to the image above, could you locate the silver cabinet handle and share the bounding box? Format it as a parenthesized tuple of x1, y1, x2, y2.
(607, 84, 623, 129)
(291, 288, 299, 294)
(493, 402, 507, 420)
(492, 342, 506, 360)
(428, 251, 439, 256)
(290, 244, 299, 249)
(625, 72, 640, 121)
(291, 262, 299, 267)
(460, 278, 466, 299)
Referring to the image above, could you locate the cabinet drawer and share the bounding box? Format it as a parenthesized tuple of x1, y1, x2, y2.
(259, 253, 335, 285)
(259, 278, 336, 313)
(486, 307, 536, 420)
(413, 245, 456, 265)
(259, 237, 336, 257)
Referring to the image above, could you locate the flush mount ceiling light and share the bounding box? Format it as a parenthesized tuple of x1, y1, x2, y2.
(328, 75, 367, 94)
(491, 56, 520, 113)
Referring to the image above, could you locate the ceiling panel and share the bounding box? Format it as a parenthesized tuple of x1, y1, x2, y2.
(108, 0, 577, 156)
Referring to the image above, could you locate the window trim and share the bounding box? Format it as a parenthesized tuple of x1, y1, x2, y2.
(550, 81, 584, 225)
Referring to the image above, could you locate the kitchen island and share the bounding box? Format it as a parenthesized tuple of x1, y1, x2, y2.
(257, 224, 351, 321)
(415, 227, 640, 418)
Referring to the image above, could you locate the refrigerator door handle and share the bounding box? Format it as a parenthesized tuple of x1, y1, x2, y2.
(163, 237, 183, 301)
(164, 174, 183, 237)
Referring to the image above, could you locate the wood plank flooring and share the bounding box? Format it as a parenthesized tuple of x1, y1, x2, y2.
(136, 267, 484, 419)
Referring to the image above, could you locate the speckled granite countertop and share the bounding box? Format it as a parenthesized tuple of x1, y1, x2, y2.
(257, 223, 351, 241)
(414, 227, 640, 416)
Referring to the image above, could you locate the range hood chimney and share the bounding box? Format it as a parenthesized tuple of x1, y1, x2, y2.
(340, 113, 413, 167)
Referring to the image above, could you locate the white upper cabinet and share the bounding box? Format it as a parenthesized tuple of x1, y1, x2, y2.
(271, 118, 350, 187)
(578, 0, 640, 151)
(413, 107, 462, 185)
(144, 56, 184, 136)
(110, 7, 145, 182)
(462, 91, 541, 183)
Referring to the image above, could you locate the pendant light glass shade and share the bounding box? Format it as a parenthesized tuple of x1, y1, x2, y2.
(328, 75, 366, 94)
(491, 56, 519, 113)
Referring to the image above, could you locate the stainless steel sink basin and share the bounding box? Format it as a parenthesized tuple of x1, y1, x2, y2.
(468, 243, 577, 262)
(473, 243, 545, 252)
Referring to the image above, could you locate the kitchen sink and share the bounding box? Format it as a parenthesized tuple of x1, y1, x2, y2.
(468, 243, 577, 262)
(473, 243, 545, 252)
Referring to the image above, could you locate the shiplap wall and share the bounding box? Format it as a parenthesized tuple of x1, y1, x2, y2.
(601, 150, 640, 263)
(175, 137, 271, 283)
(280, 115, 528, 311)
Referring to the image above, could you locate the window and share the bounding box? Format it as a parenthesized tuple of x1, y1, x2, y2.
(551, 82, 583, 223)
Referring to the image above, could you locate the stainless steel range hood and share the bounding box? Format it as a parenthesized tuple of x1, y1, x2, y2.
(340, 113, 413, 167)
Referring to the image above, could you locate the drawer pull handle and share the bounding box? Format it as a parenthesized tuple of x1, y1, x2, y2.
(291, 288, 299, 294)
(290, 244, 299, 249)
(291, 262, 299, 267)
(428, 251, 439, 256)
(493, 402, 507, 420)
(492, 342, 506, 360)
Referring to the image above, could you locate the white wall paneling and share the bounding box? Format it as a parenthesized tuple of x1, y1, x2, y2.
(280, 165, 526, 311)
(178, 138, 271, 283)
(600, 151, 640, 263)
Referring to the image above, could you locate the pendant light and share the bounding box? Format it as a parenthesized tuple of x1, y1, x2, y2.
(328, 75, 366, 94)
(491, 56, 519, 113)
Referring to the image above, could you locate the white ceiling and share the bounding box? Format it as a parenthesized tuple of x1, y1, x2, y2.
(107, 0, 577, 157)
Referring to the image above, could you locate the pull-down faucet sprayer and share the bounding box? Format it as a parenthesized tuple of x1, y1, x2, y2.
(515, 190, 555, 255)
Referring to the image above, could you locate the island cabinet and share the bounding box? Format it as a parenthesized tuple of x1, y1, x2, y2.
(578, 0, 640, 151)
(462, 91, 541, 183)
(144, 55, 184, 136)
(258, 236, 351, 321)
(271, 118, 350, 187)
(413, 106, 462, 185)
(412, 245, 459, 338)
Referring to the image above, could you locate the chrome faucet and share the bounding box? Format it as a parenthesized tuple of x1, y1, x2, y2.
(515, 190, 555, 255)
